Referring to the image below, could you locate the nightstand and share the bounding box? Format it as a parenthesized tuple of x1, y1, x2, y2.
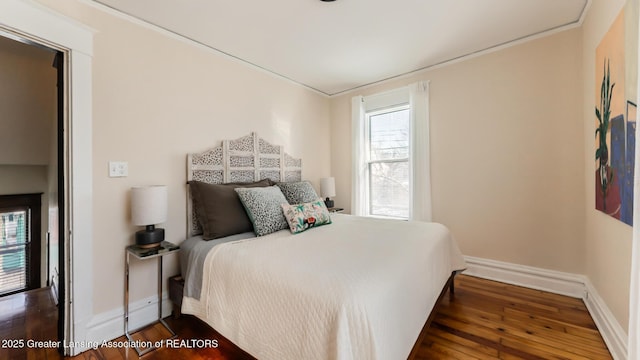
(125, 241, 180, 356)
(328, 207, 344, 213)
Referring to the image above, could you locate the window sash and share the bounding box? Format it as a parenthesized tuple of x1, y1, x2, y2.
(366, 107, 410, 160)
(367, 158, 408, 165)
(365, 107, 411, 161)
(367, 159, 410, 219)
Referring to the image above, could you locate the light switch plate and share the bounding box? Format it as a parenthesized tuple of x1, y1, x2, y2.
(109, 161, 128, 177)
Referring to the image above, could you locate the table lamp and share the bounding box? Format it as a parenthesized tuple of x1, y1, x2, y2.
(320, 177, 335, 208)
(131, 185, 167, 248)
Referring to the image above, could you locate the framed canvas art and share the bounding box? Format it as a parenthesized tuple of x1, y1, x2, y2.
(595, 1, 638, 226)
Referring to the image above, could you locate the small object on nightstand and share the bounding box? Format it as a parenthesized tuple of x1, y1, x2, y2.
(328, 207, 344, 213)
(125, 240, 180, 356)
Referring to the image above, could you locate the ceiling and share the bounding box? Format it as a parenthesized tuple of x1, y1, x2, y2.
(92, 0, 589, 96)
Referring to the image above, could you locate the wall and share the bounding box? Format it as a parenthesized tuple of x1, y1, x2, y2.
(0, 36, 54, 165)
(0, 166, 48, 195)
(35, 0, 331, 315)
(330, 29, 585, 274)
(583, 0, 632, 333)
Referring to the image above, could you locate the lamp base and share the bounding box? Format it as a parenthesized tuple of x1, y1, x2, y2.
(135, 227, 164, 248)
(324, 198, 334, 209)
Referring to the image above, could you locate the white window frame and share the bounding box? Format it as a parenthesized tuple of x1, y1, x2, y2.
(364, 104, 411, 219)
(352, 81, 431, 222)
(352, 86, 412, 219)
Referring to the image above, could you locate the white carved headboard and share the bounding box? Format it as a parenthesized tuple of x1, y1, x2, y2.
(186, 132, 302, 237)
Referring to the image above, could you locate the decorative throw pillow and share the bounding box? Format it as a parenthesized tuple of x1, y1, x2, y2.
(276, 181, 319, 204)
(189, 179, 273, 240)
(281, 199, 332, 234)
(235, 186, 289, 236)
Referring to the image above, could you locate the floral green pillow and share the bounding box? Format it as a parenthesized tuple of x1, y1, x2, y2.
(281, 199, 332, 234)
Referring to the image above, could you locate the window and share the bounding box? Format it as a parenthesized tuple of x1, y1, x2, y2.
(352, 81, 431, 221)
(366, 106, 411, 218)
(0, 194, 41, 296)
(0, 210, 29, 294)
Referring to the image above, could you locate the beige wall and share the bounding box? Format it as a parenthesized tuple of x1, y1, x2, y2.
(36, 0, 331, 315)
(0, 36, 55, 165)
(330, 29, 585, 274)
(0, 165, 48, 194)
(583, 0, 632, 332)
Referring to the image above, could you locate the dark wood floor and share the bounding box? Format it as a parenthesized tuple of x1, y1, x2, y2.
(1, 275, 612, 359)
(0, 286, 60, 360)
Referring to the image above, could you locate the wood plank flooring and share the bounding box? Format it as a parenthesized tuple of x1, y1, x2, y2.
(417, 275, 612, 360)
(0, 275, 612, 359)
(0, 287, 59, 360)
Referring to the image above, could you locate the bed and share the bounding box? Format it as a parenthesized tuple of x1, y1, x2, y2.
(179, 133, 466, 360)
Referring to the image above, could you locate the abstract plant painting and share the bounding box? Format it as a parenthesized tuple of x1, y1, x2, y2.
(595, 3, 638, 226)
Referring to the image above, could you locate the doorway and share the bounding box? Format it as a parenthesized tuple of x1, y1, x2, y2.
(0, 33, 66, 350)
(0, 1, 94, 356)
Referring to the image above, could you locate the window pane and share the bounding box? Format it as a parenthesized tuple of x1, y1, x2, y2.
(370, 161, 409, 218)
(369, 109, 410, 161)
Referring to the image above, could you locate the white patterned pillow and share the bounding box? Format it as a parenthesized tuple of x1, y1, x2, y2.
(276, 181, 319, 204)
(281, 199, 332, 234)
(235, 186, 289, 236)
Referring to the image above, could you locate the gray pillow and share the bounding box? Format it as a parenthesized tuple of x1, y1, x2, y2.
(276, 181, 319, 204)
(235, 186, 289, 236)
(189, 179, 273, 240)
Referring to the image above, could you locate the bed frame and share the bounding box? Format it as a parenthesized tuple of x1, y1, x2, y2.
(407, 271, 460, 359)
(186, 132, 302, 238)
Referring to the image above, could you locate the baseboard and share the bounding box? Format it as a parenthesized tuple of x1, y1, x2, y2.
(463, 256, 587, 298)
(583, 278, 629, 360)
(463, 256, 627, 359)
(76, 292, 173, 354)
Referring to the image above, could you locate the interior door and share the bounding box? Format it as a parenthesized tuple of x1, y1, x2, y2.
(52, 50, 65, 351)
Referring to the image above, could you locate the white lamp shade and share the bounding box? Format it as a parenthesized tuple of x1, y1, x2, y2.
(131, 185, 168, 226)
(320, 177, 336, 198)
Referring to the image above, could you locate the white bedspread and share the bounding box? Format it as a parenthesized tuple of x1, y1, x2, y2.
(182, 214, 465, 360)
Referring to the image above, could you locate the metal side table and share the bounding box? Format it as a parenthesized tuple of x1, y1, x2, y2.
(125, 241, 179, 356)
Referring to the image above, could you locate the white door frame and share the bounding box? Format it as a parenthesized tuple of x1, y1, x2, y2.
(0, 1, 93, 356)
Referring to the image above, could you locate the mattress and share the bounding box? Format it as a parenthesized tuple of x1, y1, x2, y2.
(181, 214, 466, 360)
